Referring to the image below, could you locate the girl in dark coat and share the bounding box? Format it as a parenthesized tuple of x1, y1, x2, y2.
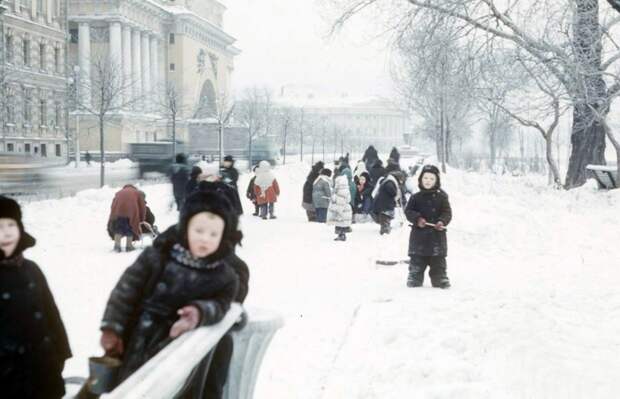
(99, 191, 242, 385)
(404, 165, 452, 289)
(353, 172, 374, 223)
(0, 196, 72, 399)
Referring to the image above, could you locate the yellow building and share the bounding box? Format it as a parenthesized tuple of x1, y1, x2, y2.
(67, 0, 240, 157)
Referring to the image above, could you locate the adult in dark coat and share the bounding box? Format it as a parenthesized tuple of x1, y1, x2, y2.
(369, 160, 386, 184)
(372, 172, 401, 235)
(0, 196, 72, 399)
(170, 153, 190, 210)
(302, 161, 324, 222)
(404, 165, 452, 288)
(220, 155, 240, 190)
(185, 166, 203, 197)
(362, 145, 379, 170)
(99, 191, 242, 385)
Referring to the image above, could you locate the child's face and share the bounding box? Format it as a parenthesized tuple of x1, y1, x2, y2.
(0, 218, 20, 258)
(421, 173, 437, 190)
(187, 212, 225, 258)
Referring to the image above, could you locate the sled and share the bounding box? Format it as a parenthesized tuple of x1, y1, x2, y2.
(375, 259, 410, 266)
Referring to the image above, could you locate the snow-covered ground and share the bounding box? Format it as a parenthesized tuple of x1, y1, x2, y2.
(18, 161, 620, 398)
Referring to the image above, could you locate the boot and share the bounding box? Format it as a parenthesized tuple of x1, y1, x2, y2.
(407, 272, 423, 288)
(269, 214, 277, 219)
(125, 237, 135, 252)
(334, 233, 346, 241)
(113, 234, 122, 253)
(432, 277, 451, 289)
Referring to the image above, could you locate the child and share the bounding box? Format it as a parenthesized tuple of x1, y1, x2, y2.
(327, 175, 353, 241)
(404, 165, 452, 288)
(353, 172, 373, 223)
(107, 185, 146, 252)
(247, 165, 260, 216)
(253, 161, 280, 220)
(0, 196, 72, 399)
(372, 171, 403, 235)
(312, 168, 332, 223)
(99, 191, 241, 385)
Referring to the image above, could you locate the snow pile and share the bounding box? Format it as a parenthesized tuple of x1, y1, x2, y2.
(16, 162, 620, 398)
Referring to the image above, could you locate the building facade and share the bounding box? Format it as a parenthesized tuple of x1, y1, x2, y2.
(275, 88, 411, 153)
(0, 0, 69, 163)
(67, 0, 239, 156)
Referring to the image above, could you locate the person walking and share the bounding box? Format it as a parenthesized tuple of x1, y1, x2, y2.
(253, 161, 280, 220)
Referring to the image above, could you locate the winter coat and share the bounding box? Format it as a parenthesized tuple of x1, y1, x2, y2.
(312, 175, 332, 209)
(373, 175, 400, 215)
(225, 253, 249, 303)
(0, 256, 72, 399)
(253, 161, 280, 205)
(354, 174, 374, 214)
(220, 166, 240, 189)
(327, 176, 353, 227)
(170, 163, 190, 199)
(303, 171, 320, 205)
(185, 178, 199, 197)
(100, 226, 239, 383)
(108, 185, 146, 241)
(369, 164, 386, 185)
(246, 176, 257, 203)
(338, 166, 356, 206)
(405, 189, 452, 257)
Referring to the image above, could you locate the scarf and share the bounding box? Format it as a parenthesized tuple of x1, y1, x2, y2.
(170, 244, 225, 270)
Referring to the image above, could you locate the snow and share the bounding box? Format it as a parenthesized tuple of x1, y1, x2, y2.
(16, 160, 620, 398)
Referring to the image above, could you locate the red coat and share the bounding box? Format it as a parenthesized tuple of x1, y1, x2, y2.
(253, 179, 280, 205)
(108, 185, 146, 240)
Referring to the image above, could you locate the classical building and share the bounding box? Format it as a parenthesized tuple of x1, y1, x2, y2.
(67, 0, 240, 156)
(274, 87, 411, 153)
(0, 0, 69, 163)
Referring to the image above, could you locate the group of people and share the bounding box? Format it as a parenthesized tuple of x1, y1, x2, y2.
(302, 145, 453, 288)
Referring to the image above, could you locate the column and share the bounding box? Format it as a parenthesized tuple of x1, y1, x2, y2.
(122, 25, 132, 103)
(141, 32, 151, 96)
(132, 28, 142, 105)
(109, 21, 122, 107)
(149, 36, 159, 91)
(46, 0, 53, 23)
(78, 22, 91, 108)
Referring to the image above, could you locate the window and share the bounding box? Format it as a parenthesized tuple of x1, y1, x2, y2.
(24, 91, 32, 123)
(6, 36, 14, 63)
(169, 33, 175, 44)
(40, 43, 46, 70)
(40, 99, 47, 126)
(7, 143, 15, 152)
(54, 48, 61, 72)
(55, 144, 61, 157)
(25, 143, 31, 153)
(41, 144, 47, 157)
(55, 102, 61, 127)
(169, 63, 175, 71)
(69, 29, 78, 44)
(34, 146, 39, 154)
(23, 39, 31, 66)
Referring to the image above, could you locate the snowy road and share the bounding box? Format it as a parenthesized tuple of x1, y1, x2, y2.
(19, 162, 620, 398)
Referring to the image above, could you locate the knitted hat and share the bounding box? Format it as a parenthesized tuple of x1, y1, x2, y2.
(418, 164, 441, 190)
(0, 195, 36, 258)
(179, 191, 242, 259)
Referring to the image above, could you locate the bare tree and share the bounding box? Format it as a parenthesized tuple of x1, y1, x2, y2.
(236, 87, 274, 170)
(326, 0, 620, 188)
(153, 82, 188, 161)
(213, 91, 235, 165)
(276, 107, 295, 164)
(72, 56, 140, 187)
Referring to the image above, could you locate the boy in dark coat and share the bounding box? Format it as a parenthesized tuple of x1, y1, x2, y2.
(220, 155, 240, 190)
(99, 191, 242, 385)
(404, 165, 452, 288)
(0, 196, 72, 399)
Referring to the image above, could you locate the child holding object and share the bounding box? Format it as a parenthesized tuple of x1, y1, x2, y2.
(0, 196, 72, 399)
(404, 165, 452, 289)
(99, 191, 241, 386)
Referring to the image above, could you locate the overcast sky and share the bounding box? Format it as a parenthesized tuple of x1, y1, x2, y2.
(223, 0, 395, 97)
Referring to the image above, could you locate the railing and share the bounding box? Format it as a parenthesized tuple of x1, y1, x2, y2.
(93, 305, 283, 399)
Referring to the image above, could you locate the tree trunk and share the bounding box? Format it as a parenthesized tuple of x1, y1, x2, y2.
(99, 116, 105, 187)
(172, 116, 176, 162)
(565, 0, 607, 188)
(248, 132, 253, 171)
(544, 133, 562, 186)
(565, 104, 606, 187)
(300, 127, 304, 163)
(283, 127, 287, 165)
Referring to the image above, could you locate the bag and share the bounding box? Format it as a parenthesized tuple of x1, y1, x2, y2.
(76, 356, 122, 398)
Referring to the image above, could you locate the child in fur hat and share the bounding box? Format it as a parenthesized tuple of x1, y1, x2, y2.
(404, 165, 452, 289)
(0, 196, 72, 399)
(99, 191, 242, 387)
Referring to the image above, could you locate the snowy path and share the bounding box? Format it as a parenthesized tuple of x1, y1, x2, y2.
(20, 162, 620, 398)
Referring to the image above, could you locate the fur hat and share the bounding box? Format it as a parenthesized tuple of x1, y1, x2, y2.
(0, 195, 36, 258)
(418, 164, 441, 190)
(175, 153, 187, 164)
(223, 155, 234, 163)
(178, 191, 242, 260)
